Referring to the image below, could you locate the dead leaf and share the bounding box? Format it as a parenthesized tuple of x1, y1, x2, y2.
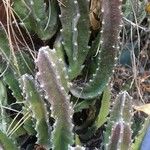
(134, 104, 150, 115)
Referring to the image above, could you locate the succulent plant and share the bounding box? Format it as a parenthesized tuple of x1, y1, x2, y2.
(103, 91, 150, 150)
(0, 0, 149, 149)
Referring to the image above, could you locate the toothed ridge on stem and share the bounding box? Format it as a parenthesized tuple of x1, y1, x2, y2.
(104, 91, 133, 150)
(59, 0, 90, 79)
(21, 74, 51, 148)
(106, 121, 132, 150)
(70, 0, 123, 99)
(36, 47, 74, 150)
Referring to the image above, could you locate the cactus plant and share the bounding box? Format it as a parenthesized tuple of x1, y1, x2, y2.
(104, 91, 133, 150)
(21, 74, 51, 149)
(70, 0, 122, 99)
(0, 0, 149, 149)
(104, 91, 150, 150)
(13, 0, 58, 41)
(36, 47, 74, 150)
